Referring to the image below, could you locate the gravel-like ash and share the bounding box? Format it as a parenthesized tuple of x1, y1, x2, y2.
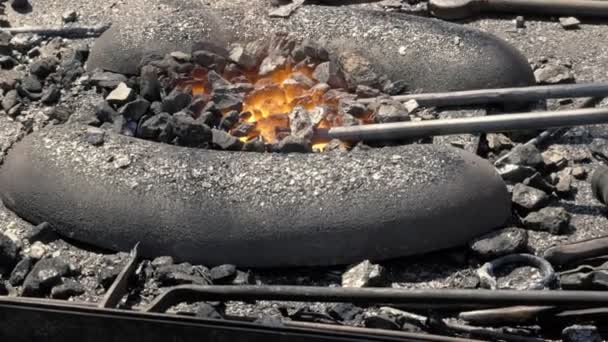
(34, 124, 451, 203)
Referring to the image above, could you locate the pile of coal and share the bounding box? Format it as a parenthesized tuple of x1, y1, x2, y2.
(88, 34, 410, 153)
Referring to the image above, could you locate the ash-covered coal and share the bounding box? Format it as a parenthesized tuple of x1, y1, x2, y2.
(89, 34, 411, 153)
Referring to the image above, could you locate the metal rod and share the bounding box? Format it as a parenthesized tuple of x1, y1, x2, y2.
(357, 83, 608, 106)
(0, 24, 110, 37)
(144, 285, 608, 313)
(286, 321, 481, 342)
(99, 243, 139, 309)
(319, 107, 608, 142)
(488, 0, 608, 18)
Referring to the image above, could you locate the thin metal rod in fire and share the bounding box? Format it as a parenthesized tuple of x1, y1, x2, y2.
(356, 82, 608, 107)
(315, 107, 608, 142)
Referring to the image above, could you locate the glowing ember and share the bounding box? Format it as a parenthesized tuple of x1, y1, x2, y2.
(179, 51, 371, 152)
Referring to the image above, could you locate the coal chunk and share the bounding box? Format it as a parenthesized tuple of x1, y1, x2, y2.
(503, 144, 543, 168)
(292, 39, 329, 63)
(373, 101, 410, 123)
(172, 112, 212, 146)
(327, 303, 363, 322)
(523, 172, 555, 194)
(542, 149, 567, 171)
(382, 79, 408, 96)
(498, 164, 537, 184)
(50, 279, 85, 299)
(139, 113, 171, 140)
(289, 106, 314, 140)
(562, 325, 602, 342)
(1, 89, 19, 111)
(20, 75, 42, 93)
(0, 56, 18, 69)
(41, 86, 61, 105)
(276, 135, 312, 153)
(155, 263, 211, 286)
(195, 302, 224, 319)
(212, 92, 243, 113)
(555, 171, 574, 197)
(119, 98, 150, 122)
(559, 17, 581, 30)
(243, 137, 266, 152)
(95, 101, 119, 123)
(29, 57, 58, 79)
(486, 133, 513, 152)
(211, 129, 243, 151)
(209, 264, 237, 284)
(356, 85, 381, 98)
(469, 227, 528, 261)
(522, 207, 571, 234)
(22, 257, 71, 297)
(207, 70, 232, 90)
(151, 256, 174, 268)
(231, 270, 254, 285)
(9, 257, 33, 286)
(86, 127, 105, 146)
(534, 64, 574, 85)
(192, 50, 226, 71)
(338, 51, 381, 89)
(98, 266, 121, 289)
(106, 82, 135, 107)
(0, 233, 20, 269)
(139, 65, 161, 102)
(11, 0, 30, 10)
(572, 167, 587, 180)
(511, 183, 550, 212)
(218, 110, 239, 131)
(313, 61, 346, 89)
(228, 44, 257, 69)
(364, 315, 400, 330)
(89, 71, 128, 89)
(342, 260, 385, 288)
(62, 10, 78, 23)
(162, 90, 192, 114)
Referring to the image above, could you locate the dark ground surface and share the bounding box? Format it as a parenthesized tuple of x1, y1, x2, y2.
(1, 0, 608, 334)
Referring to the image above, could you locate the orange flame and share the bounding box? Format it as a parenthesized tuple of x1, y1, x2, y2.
(182, 60, 369, 151)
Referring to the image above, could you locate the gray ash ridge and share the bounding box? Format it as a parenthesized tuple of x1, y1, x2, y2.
(35, 125, 454, 204)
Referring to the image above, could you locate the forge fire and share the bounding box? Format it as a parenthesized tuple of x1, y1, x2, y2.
(97, 35, 411, 153)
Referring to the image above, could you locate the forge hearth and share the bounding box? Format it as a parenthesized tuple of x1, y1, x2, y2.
(0, 124, 509, 267)
(94, 33, 416, 154)
(87, 1, 535, 92)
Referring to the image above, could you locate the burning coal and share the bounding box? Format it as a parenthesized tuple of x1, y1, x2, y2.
(174, 38, 376, 151)
(96, 34, 411, 153)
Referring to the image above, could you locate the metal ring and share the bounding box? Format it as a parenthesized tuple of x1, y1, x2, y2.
(477, 253, 557, 290)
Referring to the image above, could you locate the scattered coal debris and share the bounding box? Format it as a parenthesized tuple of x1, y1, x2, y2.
(531, 57, 575, 85)
(83, 34, 414, 154)
(0, 28, 92, 129)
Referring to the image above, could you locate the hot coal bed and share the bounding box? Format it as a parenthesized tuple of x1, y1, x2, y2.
(2, 0, 608, 341)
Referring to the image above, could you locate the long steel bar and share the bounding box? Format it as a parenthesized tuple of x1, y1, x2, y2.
(144, 285, 608, 313)
(0, 24, 110, 37)
(356, 82, 608, 106)
(429, 0, 608, 20)
(0, 297, 407, 342)
(286, 321, 483, 342)
(319, 107, 608, 142)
